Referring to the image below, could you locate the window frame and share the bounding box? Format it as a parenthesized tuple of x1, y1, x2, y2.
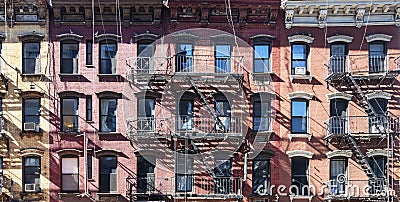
(252, 157, 271, 195)
(23, 156, 41, 193)
(61, 98, 79, 133)
(175, 152, 194, 192)
(137, 156, 155, 193)
(252, 99, 272, 132)
(99, 98, 117, 132)
(368, 41, 387, 73)
(86, 40, 93, 66)
(214, 44, 232, 73)
(175, 43, 194, 73)
(329, 157, 348, 195)
(291, 43, 309, 75)
(61, 155, 79, 192)
(253, 43, 271, 73)
(87, 154, 93, 180)
(60, 41, 79, 74)
(22, 42, 40, 74)
(99, 41, 117, 74)
(86, 95, 92, 121)
(290, 157, 309, 196)
(291, 99, 308, 134)
(99, 156, 117, 193)
(22, 98, 41, 127)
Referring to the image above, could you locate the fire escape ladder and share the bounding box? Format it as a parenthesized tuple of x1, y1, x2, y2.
(343, 134, 377, 179)
(187, 76, 226, 132)
(189, 139, 227, 194)
(345, 73, 377, 117)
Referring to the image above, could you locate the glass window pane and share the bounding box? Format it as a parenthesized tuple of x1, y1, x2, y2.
(24, 43, 40, 58)
(255, 45, 269, 59)
(370, 44, 384, 54)
(62, 43, 79, 59)
(331, 44, 346, 56)
(254, 59, 270, 73)
(24, 99, 40, 115)
(330, 100, 348, 117)
(216, 45, 231, 57)
(62, 99, 78, 115)
(292, 158, 308, 175)
(138, 43, 153, 57)
(62, 158, 78, 174)
(178, 44, 193, 56)
(292, 117, 307, 133)
(292, 44, 306, 59)
(101, 44, 117, 59)
(62, 175, 79, 190)
(25, 157, 40, 166)
(292, 101, 307, 116)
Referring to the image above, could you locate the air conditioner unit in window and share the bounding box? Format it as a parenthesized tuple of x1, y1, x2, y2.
(24, 122, 40, 132)
(295, 66, 306, 75)
(25, 184, 38, 192)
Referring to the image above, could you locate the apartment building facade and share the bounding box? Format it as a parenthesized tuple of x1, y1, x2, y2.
(0, 0, 51, 201)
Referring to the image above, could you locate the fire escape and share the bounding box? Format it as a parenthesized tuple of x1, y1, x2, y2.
(125, 48, 244, 201)
(324, 53, 400, 201)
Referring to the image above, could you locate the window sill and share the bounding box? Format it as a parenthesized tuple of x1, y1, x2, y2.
(253, 72, 275, 76)
(96, 193, 121, 199)
(21, 130, 43, 136)
(86, 65, 95, 68)
(58, 192, 80, 197)
(289, 195, 313, 201)
(289, 133, 312, 141)
(86, 120, 95, 123)
(88, 179, 95, 182)
(98, 132, 121, 136)
(97, 74, 120, 77)
(58, 131, 81, 135)
(58, 73, 83, 77)
(289, 74, 313, 82)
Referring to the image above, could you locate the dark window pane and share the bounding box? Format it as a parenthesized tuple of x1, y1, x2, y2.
(99, 156, 117, 193)
(86, 95, 92, 121)
(86, 40, 93, 65)
(330, 99, 348, 117)
(23, 42, 40, 74)
(100, 99, 117, 132)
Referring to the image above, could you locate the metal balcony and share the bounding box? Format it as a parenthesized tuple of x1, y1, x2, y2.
(126, 117, 171, 139)
(325, 115, 398, 138)
(127, 176, 243, 199)
(324, 179, 389, 200)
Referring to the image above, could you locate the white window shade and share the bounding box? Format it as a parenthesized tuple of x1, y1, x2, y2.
(62, 158, 78, 174)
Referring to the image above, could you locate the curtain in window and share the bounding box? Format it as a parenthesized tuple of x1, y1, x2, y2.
(101, 99, 110, 132)
(330, 158, 346, 195)
(178, 100, 193, 130)
(62, 157, 79, 191)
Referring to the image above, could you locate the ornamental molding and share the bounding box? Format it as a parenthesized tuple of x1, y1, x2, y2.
(366, 91, 392, 100)
(367, 149, 391, 157)
(56, 149, 82, 156)
(327, 35, 354, 43)
(288, 35, 314, 44)
(365, 34, 393, 42)
(326, 150, 352, 158)
(288, 91, 314, 100)
(250, 34, 276, 44)
(95, 34, 121, 42)
(96, 91, 122, 99)
(172, 32, 199, 43)
(286, 150, 314, 158)
(56, 33, 83, 42)
(20, 148, 45, 157)
(210, 34, 236, 44)
(18, 32, 45, 42)
(133, 32, 160, 42)
(327, 92, 353, 101)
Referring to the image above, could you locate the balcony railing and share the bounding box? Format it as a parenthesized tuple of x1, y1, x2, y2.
(325, 179, 388, 199)
(326, 115, 398, 137)
(128, 176, 242, 198)
(325, 54, 400, 76)
(126, 117, 171, 138)
(175, 116, 243, 135)
(126, 55, 244, 80)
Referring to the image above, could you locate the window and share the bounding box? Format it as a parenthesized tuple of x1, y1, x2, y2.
(291, 157, 309, 196)
(369, 98, 388, 133)
(87, 154, 92, 179)
(137, 98, 155, 132)
(369, 42, 386, 73)
(368, 156, 386, 194)
(137, 42, 154, 74)
(23, 98, 41, 130)
(100, 98, 117, 132)
(176, 44, 193, 72)
(137, 156, 155, 193)
(215, 44, 231, 73)
(0, 156, 3, 175)
(61, 42, 79, 74)
(329, 99, 348, 134)
(291, 44, 308, 75)
(86, 40, 93, 65)
(175, 153, 194, 192)
(330, 43, 347, 73)
(99, 156, 117, 193)
(86, 95, 92, 121)
(23, 156, 41, 192)
(330, 158, 347, 195)
(215, 95, 231, 132)
(178, 99, 193, 131)
(214, 158, 232, 194)
(291, 99, 308, 133)
(253, 99, 272, 132)
(23, 42, 40, 74)
(254, 44, 271, 73)
(99, 42, 117, 74)
(61, 156, 79, 192)
(61, 98, 79, 132)
(252, 157, 270, 195)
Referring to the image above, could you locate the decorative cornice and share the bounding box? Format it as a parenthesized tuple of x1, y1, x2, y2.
(327, 35, 354, 43)
(327, 92, 353, 101)
(133, 32, 160, 42)
(134, 90, 161, 98)
(286, 150, 314, 158)
(365, 34, 393, 42)
(56, 149, 82, 156)
(96, 91, 122, 99)
(326, 150, 352, 158)
(58, 91, 84, 98)
(288, 91, 314, 100)
(95, 149, 122, 157)
(366, 91, 392, 100)
(210, 34, 236, 44)
(288, 35, 314, 44)
(172, 32, 199, 43)
(18, 32, 45, 42)
(367, 149, 391, 157)
(20, 90, 45, 98)
(20, 148, 45, 157)
(95, 34, 121, 42)
(250, 34, 276, 44)
(56, 33, 83, 42)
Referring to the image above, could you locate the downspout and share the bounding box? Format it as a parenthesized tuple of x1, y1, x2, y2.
(243, 142, 248, 181)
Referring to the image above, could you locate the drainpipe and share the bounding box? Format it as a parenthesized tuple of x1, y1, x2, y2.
(243, 142, 248, 181)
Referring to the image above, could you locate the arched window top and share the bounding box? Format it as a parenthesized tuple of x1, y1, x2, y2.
(18, 32, 45, 42)
(251, 92, 276, 101)
(288, 35, 314, 44)
(96, 91, 122, 99)
(172, 32, 199, 43)
(133, 32, 159, 42)
(286, 150, 313, 158)
(327, 35, 353, 44)
(95, 34, 121, 42)
(20, 148, 44, 157)
(326, 150, 352, 158)
(250, 34, 276, 44)
(58, 91, 84, 98)
(56, 149, 82, 156)
(20, 90, 45, 98)
(366, 34, 392, 43)
(178, 91, 197, 100)
(366, 149, 390, 157)
(327, 92, 352, 101)
(134, 90, 161, 99)
(56, 33, 83, 42)
(95, 149, 121, 157)
(134, 149, 157, 157)
(366, 91, 392, 100)
(288, 91, 314, 100)
(253, 150, 275, 160)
